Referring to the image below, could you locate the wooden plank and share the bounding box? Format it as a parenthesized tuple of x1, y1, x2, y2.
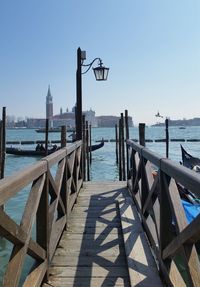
(49, 216, 66, 260)
(23, 260, 47, 287)
(3, 174, 46, 287)
(60, 232, 123, 241)
(66, 226, 120, 234)
(119, 197, 163, 286)
(0, 161, 47, 206)
(47, 182, 130, 287)
(49, 266, 129, 278)
(47, 276, 130, 286)
(51, 255, 127, 267)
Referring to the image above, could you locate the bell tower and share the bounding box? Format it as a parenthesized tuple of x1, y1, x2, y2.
(46, 85, 53, 128)
(46, 85, 53, 118)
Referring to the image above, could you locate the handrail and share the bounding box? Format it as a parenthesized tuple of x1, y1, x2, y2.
(0, 140, 82, 286)
(127, 139, 200, 286)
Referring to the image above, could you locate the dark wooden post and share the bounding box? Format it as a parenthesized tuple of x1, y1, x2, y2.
(76, 47, 82, 140)
(86, 121, 90, 181)
(36, 174, 49, 280)
(125, 110, 129, 179)
(121, 113, 126, 181)
(61, 125, 67, 148)
(1, 107, 6, 179)
(0, 121, 2, 179)
(118, 119, 122, 181)
(165, 118, 169, 158)
(139, 123, 145, 146)
(45, 119, 49, 156)
(115, 124, 118, 164)
(82, 115, 86, 181)
(89, 124, 92, 165)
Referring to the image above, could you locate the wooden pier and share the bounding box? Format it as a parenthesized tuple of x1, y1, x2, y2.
(1, 138, 200, 286)
(43, 181, 162, 287)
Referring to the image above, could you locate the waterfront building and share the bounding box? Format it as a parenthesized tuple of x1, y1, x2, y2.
(96, 115, 133, 127)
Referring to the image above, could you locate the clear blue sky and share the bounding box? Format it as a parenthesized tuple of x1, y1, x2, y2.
(0, 0, 200, 125)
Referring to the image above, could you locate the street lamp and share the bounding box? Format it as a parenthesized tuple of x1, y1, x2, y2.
(76, 47, 109, 140)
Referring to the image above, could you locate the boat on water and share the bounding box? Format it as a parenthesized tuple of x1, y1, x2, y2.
(180, 145, 200, 170)
(6, 139, 104, 156)
(89, 139, 104, 152)
(178, 145, 200, 223)
(35, 127, 75, 133)
(6, 145, 59, 157)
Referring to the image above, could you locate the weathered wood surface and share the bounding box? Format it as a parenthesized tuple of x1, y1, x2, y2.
(0, 141, 83, 287)
(46, 182, 131, 287)
(119, 197, 163, 287)
(127, 139, 200, 286)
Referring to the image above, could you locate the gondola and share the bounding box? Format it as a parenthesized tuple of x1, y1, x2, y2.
(89, 139, 104, 152)
(6, 139, 104, 157)
(180, 145, 200, 170)
(178, 145, 200, 224)
(6, 146, 59, 157)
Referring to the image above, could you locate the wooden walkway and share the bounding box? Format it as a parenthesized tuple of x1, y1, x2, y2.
(43, 182, 163, 287)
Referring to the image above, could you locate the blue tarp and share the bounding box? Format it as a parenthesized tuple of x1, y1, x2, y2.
(182, 200, 200, 223)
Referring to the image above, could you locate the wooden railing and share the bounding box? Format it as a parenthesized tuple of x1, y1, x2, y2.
(127, 139, 200, 287)
(0, 141, 82, 286)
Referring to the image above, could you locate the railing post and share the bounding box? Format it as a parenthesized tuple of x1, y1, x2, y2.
(36, 171, 49, 281)
(159, 170, 174, 285)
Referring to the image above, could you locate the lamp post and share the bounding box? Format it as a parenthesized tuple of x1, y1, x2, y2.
(155, 111, 169, 158)
(76, 47, 109, 140)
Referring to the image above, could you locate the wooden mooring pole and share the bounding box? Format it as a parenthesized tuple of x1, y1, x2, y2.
(61, 125, 67, 147)
(115, 124, 119, 164)
(86, 121, 90, 181)
(139, 123, 145, 146)
(121, 113, 126, 181)
(89, 124, 92, 165)
(165, 118, 169, 158)
(0, 107, 6, 210)
(82, 115, 86, 181)
(45, 119, 49, 156)
(118, 119, 122, 181)
(125, 110, 129, 179)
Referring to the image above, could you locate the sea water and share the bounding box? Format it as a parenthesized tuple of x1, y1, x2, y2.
(1, 126, 200, 284)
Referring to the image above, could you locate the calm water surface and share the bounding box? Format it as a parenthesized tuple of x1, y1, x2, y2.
(1, 126, 200, 283)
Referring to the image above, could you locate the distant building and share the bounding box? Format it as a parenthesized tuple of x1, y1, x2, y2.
(46, 85, 53, 128)
(96, 115, 133, 127)
(53, 107, 97, 128)
(46, 85, 53, 119)
(26, 118, 46, 128)
(84, 108, 97, 127)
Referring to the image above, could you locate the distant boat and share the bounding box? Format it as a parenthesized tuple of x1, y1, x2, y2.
(35, 127, 75, 133)
(88, 139, 104, 152)
(6, 139, 104, 156)
(179, 126, 186, 129)
(6, 146, 59, 156)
